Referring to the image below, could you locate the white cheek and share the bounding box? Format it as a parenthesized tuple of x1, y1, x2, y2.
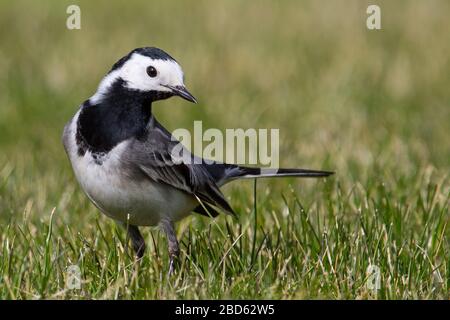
(121, 65, 151, 91)
(114, 53, 185, 92)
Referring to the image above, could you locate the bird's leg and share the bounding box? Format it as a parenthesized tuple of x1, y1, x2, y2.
(160, 219, 179, 275)
(123, 224, 146, 259)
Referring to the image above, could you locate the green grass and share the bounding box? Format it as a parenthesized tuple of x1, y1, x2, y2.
(0, 0, 448, 299)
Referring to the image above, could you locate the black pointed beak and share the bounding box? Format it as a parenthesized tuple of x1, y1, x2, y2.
(164, 85, 197, 103)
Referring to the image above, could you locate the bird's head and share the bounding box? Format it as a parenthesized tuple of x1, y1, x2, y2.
(90, 47, 197, 105)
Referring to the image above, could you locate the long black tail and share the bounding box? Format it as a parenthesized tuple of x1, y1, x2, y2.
(195, 164, 334, 217)
(235, 166, 333, 179)
(213, 165, 334, 185)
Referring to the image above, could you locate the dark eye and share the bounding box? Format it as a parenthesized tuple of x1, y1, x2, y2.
(146, 66, 157, 78)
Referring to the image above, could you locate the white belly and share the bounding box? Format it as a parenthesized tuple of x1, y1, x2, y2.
(64, 113, 197, 226)
(75, 153, 196, 226)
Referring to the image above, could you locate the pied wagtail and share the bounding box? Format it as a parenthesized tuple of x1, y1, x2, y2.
(63, 47, 333, 273)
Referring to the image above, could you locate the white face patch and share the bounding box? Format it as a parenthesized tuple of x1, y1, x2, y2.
(89, 53, 185, 104)
(121, 53, 185, 91)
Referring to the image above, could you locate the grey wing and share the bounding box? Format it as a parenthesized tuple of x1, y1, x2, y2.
(123, 123, 235, 216)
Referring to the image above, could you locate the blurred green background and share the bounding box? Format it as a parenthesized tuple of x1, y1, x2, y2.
(0, 0, 448, 299)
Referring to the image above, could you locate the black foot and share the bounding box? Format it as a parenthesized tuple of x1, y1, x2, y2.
(160, 219, 180, 276)
(126, 225, 146, 259)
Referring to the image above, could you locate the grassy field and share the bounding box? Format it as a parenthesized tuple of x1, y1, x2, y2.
(0, 0, 448, 299)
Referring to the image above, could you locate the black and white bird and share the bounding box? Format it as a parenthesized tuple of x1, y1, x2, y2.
(63, 47, 333, 273)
